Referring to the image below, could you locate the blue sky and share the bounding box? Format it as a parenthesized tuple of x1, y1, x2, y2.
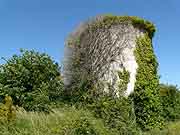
(0, 0, 179, 85)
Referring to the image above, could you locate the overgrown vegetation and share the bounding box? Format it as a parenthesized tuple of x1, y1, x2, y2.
(160, 84, 180, 121)
(0, 96, 16, 123)
(118, 68, 130, 96)
(133, 35, 164, 130)
(0, 15, 180, 135)
(89, 97, 140, 135)
(0, 107, 112, 135)
(64, 15, 156, 99)
(0, 49, 64, 112)
(90, 15, 156, 38)
(0, 48, 180, 134)
(143, 121, 180, 135)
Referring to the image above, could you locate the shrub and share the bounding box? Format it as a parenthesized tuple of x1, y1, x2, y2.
(88, 96, 141, 135)
(160, 84, 180, 121)
(0, 96, 16, 123)
(63, 83, 140, 134)
(0, 49, 64, 112)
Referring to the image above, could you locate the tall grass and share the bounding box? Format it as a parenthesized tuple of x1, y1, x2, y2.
(143, 121, 180, 135)
(1, 106, 180, 135)
(0, 107, 110, 135)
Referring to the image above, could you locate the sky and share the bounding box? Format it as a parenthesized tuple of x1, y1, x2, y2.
(0, 0, 179, 85)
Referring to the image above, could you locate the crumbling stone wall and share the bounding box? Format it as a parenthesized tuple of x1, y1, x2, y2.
(63, 15, 155, 97)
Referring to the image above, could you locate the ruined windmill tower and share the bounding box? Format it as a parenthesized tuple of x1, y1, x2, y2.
(63, 15, 158, 98)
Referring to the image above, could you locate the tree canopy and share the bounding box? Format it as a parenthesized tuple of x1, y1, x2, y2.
(0, 49, 64, 111)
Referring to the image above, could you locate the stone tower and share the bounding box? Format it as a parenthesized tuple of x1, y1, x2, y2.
(63, 15, 156, 97)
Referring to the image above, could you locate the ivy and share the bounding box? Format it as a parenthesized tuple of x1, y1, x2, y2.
(118, 68, 130, 96)
(65, 15, 163, 131)
(132, 34, 164, 130)
(65, 15, 156, 96)
(90, 15, 156, 38)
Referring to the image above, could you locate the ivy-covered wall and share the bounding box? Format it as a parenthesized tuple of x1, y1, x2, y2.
(63, 15, 164, 130)
(133, 35, 164, 130)
(64, 15, 151, 97)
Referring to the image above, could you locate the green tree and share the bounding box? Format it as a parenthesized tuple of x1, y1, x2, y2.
(160, 84, 180, 121)
(0, 49, 64, 112)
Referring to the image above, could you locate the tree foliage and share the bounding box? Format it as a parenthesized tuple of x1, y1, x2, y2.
(160, 84, 180, 121)
(0, 49, 64, 111)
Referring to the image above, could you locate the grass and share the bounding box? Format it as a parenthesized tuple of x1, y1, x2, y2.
(1, 106, 180, 135)
(0, 107, 110, 135)
(143, 121, 180, 135)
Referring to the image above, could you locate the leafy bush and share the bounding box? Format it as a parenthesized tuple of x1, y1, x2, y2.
(87, 96, 141, 135)
(0, 49, 64, 112)
(0, 96, 16, 123)
(62, 82, 140, 134)
(160, 84, 180, 121)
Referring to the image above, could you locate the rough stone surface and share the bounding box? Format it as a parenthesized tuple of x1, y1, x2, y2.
(95, 24, 144, 97)
(64, 18, 146, 97)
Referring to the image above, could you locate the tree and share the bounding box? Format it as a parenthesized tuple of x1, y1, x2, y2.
(0, 49, 64, 111)
(160, 84, 180, 121)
